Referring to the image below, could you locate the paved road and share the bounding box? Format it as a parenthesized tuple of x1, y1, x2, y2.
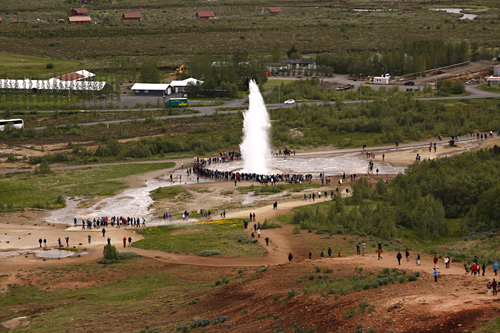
(28, 85, 499, 131)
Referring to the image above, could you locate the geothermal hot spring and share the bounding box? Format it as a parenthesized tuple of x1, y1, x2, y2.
(46, 81, 405, 225)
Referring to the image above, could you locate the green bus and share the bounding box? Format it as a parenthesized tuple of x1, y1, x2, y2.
(165, 98, 188, 108)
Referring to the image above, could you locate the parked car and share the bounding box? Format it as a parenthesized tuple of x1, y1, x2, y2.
(284, 99, 296, 104)
(403, 81, 415, 86)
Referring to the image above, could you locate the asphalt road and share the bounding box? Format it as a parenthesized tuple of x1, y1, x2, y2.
(27, 85, 499, 131)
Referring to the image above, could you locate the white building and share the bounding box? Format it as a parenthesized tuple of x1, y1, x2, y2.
(373, 74, 391, 85)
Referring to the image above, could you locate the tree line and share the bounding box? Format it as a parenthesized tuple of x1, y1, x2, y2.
(315, 39, 494, 76)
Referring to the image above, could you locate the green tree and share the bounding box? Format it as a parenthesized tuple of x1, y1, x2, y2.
(140, 60, 162, 83)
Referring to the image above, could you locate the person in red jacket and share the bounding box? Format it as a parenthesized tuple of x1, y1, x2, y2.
(433, 255, 438, 269)
(123, 237, 126, 248)
(338, 249, 341, 258)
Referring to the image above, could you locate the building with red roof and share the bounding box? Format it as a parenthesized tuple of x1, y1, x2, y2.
(122, 12, 141, 20)
(261, 7, 282, 14)
(195, 11, 215, 19)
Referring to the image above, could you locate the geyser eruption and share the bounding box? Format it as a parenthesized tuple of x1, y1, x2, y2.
(240, 80, 271, 174)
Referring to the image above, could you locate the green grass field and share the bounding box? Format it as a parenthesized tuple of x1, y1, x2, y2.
(0, 162, 175, 210)
(133, 219, 266, 257)
(0, 52, 83, 78)
(237, 183, 324, 195)
(476, 83, 500, 94)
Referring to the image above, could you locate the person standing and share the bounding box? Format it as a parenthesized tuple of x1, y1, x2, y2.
(107, 237, 111, 245)
(257, 229, 261, 238)
(356, 242, 360, 255)
(320, 251, 324, 258)
(58, 238, 62, 247)
(43, 239, 47, 248)
(309, 250, 312, 260)
(433, 255, 438, 268)
(487, 280, 493, 296)
(253, 213, 256, 221)
(223, 210, 226, 218)
(265, 237, 269, 246)
(378, 249, 382, 260)
(88, 235, 91, 244)
(434, 268, 438, 282)
(288, 252, 293, 263)
(338, 249, 342, 258)
(123, 237, 127, 248)
(328, 247, 332, 258)
(494, 262, 499, 276)
(396, 252, 402, 265)
(65, 237, 69, 247)
(378, 241, 382, 254)
(38, 238, 42, 247)
(416, 253, 421, 266)
(493, 279, 498, 296)
(128, 236, 132, 247)
(102, 228, 106, 237)
(483, 263, 487, 276)
(405, 249, 410, 262)
(362, 241, 366, 256)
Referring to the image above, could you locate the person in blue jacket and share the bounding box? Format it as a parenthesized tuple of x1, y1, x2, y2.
(433, 268, 438, 282)
(493, 262, 499, 276)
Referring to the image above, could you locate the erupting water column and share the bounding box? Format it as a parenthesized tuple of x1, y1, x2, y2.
(240, 80, 271, 174)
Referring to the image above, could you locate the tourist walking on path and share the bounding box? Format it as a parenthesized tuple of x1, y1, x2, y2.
(487, 281, 492, 296)
(328, 247, 332, 258)
(483, 263, 487, 276)
(102, 228, 106, 237)
(288, 252, 293, 263)
(378, 241, 382, 253)
(356, 242, 360, 255)
(39, 238, 42, 247)
(434, 268, 438, 282)
(58, 238, 62, 247)
(397, 252, 402, 265)
(338, 249, 342, 258)
(362, 241, 366, 256)
(122, 237, 127, 247)
(405, 249, 410, 262)
(43, 239, 47, 248)
(128, 237, 132, 247)
(65, 237, 69, 247)
(265, 237, 269, 246)
(493, 279, 498, 296)
(433, 255, 438, 268)
(309, 250, 312, 259)
(88, 235, 91, 244)
(257, 229, 260, 238)
(378, 249, 382, 260)
(416, 253, 420, 266)
(494, 262, 499, 276)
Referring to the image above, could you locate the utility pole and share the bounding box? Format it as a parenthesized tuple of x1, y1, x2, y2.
(278, 84, 280, 104)
(360, 83, 362, 101)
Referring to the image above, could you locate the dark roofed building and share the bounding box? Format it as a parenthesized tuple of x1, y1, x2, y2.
(284, 59, 312, 66)
(261, 7, 282, 14)
(0, 17, 3, 24)
(195, 11, 215, 19)
(70, 8, 88, 16)
(79, 0, 94, 3)
(122, 12, 141, 20)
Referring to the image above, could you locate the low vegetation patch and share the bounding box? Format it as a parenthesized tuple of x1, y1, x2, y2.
(133, 219, 265, 257)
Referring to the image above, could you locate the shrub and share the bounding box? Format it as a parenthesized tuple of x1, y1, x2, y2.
(261, 219, 282, 229)
(315, 267, 321, 273)
(408, 274, 417, 281)
(103, 244, 119, 260)
(118, 252, 139, 259)
(309, 274, 315, 280)
(198, 250, 222, 256)
(287, 288, 296, 298)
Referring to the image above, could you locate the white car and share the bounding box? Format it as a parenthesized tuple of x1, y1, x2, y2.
(284, 99, 295, 104)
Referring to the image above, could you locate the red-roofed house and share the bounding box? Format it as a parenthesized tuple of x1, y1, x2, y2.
(261, 7, 282, 14)
(195, 11, 215, 19)
(70, 8, 88, 16)
(56, 73, 84, 81)
(69, 16, 91, 24)
(122, 12, 141, 20)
